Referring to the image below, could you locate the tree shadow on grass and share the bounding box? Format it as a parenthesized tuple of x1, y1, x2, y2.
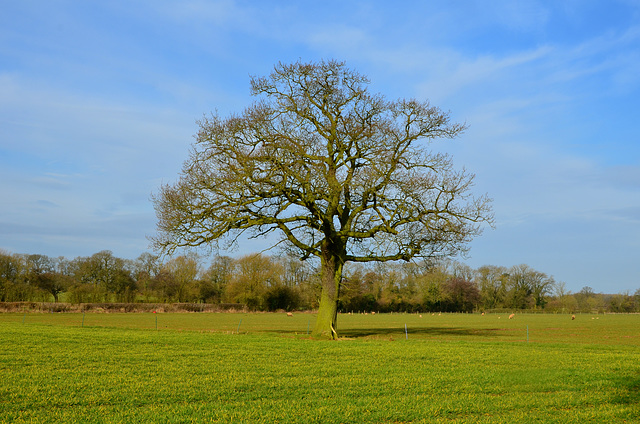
(612, 371, 640, 406)
(335, 326, 508, 339)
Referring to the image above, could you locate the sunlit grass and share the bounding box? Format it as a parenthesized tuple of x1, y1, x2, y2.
(1, 312, 639, 422)
(3, 311, 639, 345)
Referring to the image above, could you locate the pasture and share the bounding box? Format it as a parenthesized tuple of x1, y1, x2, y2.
(1, 312, 639, 423)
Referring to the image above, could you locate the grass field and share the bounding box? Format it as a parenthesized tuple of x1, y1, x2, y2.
(1, 312, 639, 423)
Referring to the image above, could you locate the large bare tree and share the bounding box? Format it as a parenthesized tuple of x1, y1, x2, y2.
(152, 60, 492, 338)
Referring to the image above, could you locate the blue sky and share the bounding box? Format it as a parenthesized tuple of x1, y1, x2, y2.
(1, 1, 639, 293)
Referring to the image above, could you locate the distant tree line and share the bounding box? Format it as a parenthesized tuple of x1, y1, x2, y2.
(1, 249, 638, 313)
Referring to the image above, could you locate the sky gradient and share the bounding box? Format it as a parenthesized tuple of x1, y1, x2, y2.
(1, 1, 639, 293)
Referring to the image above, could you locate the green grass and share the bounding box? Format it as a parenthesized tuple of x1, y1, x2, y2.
(1, 312, 639, 423)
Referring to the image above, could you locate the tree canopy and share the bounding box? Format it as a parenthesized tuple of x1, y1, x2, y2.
(152, 60, 493, 338)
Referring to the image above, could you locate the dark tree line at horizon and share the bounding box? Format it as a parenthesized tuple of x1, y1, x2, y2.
(1, 249, 638, 313)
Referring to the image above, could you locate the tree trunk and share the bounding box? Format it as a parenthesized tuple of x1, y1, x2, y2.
(312, 241, 344, 339)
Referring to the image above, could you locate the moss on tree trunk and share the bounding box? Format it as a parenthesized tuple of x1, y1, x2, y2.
(312, 242, 344, 339)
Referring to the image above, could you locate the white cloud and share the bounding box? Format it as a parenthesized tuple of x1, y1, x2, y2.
(2, 0, 640, 291)
(0, 74, 197, 258)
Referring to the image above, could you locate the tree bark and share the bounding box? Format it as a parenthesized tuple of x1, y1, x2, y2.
(312, 241, 344, 339)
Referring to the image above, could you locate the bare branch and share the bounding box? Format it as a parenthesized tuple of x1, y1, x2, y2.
(152, 60, 493, 337)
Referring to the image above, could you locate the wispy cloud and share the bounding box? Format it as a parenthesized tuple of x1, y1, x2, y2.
(1, 0, 639, 292)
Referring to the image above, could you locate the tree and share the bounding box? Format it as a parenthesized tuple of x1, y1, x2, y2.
(505, 264, 554, 310)
(34, 272, 70, 303)
(153, 60, 492, 338)
(149, 269, 177, 303)
(264, 285, 301, 312)
(0, 251, 20, 301)
(70, 251, 135, 302)
(200, 255, 235, 303)
(505, 264, 552, 309)
(606, 292, 636, 313)
(226, 254, 282, 310)
(442, 277, 480, 313)
(417, 263, 450, 312)
(280, 254, 312, 288)
(162, 254, 201, 302)
(476, 265, 508, 310)
(24, 254, 59, 301)
(25, 254, 55, 275)
(552, 280, 572, 313)
(133, 252, 161, 301)
(575, 286, 598, 312)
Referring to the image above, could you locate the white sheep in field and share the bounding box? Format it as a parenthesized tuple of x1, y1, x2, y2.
(286, 312, 293, 317)
(508, 313, 515, 320)
(571, 315, 575, 320)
